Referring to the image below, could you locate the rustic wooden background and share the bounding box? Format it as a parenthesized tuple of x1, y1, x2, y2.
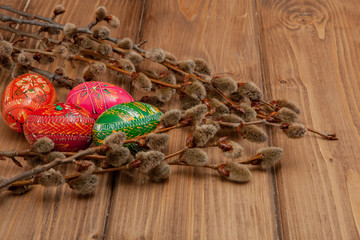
(0, 0, 359, 239)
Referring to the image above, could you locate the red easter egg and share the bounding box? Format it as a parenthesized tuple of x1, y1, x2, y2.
(66, 81, 134, 119)
(1, 74, 57, 132)
(23, 103, 95, 151)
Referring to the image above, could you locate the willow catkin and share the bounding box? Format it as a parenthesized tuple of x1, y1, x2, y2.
(238, 125, 268, 143)
(223, 162, 251, 182)
(277, 108, 298, 123)
(70, 174, 99, 194)
(276, 99, 301, 114)
(95, 6, 107, 21)
(104, 131, 126, 148)
(257, 147, 283, 169)
(159, 110, 182, 127)
(177, 60, 195, 73)
(145, 48, 166, 63)
(183, 81, 206, 100)
(224, 141, 244, 159)
(106, 147, 132, 167)
(193, 124, 218, 147)
(46, 151, 66, 162)
(136, 151, 164, 172)
(36, 169, 64, 187)
(33, 137, 55, 153)
(63, 23, 77, 38)
(211, 77, 238, 94)
(54, 5, 65, 15)
(283, 123, 307, 138)
(145, 133, 170, 151)
(97, 43, 113, 56)
(149, 163, 171, 182)
(92, 26, 111, 40)
(194, 58, 211, 75)
(183, 104, 207, 124)
(181, 148, 208, 166)
(107, 15, 120, 28)
(118, 38, 133, 50)
(133, 73, 152, 92)
(238, 81, 263, 101)
(236, 103, 257, 122)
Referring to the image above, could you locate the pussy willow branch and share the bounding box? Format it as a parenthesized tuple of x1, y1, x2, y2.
(0, 145, 108, 190)
(72, 55, 181, 89)
(88, 36, 246, 110)
(28, 66, 74, 88)
(216, 119, 281, 128)
(13, 46, 54, 55)
(0, 8, 248, 110)
(0, 5, 56, 24)
(255, 114, 338, 140)
(0, 25, 59, 44)
(8, 148, 213, 188)
(0, 121, 190, 167)
(0, 7, 119, 44)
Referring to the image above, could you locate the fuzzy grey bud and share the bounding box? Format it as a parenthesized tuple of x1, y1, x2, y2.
(95, 6, 107, 21)
(181, 148, 208, 166)
(118, 38, 133, 50)
(257, 147, 283, 169)
(160, 109, 181, 127)
(36, 169, 64, 187)
(133, 73, 152, 92)
(33, 137, 54, 153)
(194, 58, 211, 75)
(97, 43, 113, 56)
(149, 163, 171, 182)
(183, 81, 206, 101)
(178, 60, 195, 73)
(238, 81, 263, 101)
(193, 124, 218, 147)
(211, 77, 238, 94)
(63, 23, 77, 38)
(107, 15, 120, 28)
(145, 48, 166, 63)
(92, 26, 111, 40)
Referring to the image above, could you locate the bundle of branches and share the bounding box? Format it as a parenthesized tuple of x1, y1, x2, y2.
(0, 4, 337, 195)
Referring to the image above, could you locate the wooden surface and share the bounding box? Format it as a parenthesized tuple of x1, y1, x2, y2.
(0, 0, 359, 239)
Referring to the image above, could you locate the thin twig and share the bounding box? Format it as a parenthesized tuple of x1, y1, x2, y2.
(0, 145, 108, 190)
(216, 119, 281, 128)
(307, 128, 339, 140)
(0, 24, 59, 43)
(0, 4, 56, 24)
(29, 66, 74, 88)
(72, 55, 181, 89)
(13, 46, 54, 55)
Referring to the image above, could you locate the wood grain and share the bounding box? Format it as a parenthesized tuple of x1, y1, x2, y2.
(105, 0, 277, 239)
(256, 0, 360, 239)
(1, 0, 359, 239)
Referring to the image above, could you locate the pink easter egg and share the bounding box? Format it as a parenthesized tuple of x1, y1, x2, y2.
(66, 81, 134, 119)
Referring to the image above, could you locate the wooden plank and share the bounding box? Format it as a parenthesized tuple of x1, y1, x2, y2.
(256, 0, 360, 239)
(0, 1, 143, 239)
(105, 0, 278, 239)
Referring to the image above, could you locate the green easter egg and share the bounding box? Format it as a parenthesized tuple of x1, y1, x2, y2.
(92, 102, 162, 152)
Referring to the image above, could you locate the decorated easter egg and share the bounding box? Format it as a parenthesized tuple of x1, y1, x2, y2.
(23, 103, 95, 151)
(92, 102, 162, 151)
(66, 81, 134, 119)
(1, 74, 57, 132)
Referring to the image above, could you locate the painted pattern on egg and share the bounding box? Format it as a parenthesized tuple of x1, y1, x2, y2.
(92, 102, 162, 152)
(66, 81, 134, 119)
(24, 103, 95, 152)
(1, 74, 57, 132)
